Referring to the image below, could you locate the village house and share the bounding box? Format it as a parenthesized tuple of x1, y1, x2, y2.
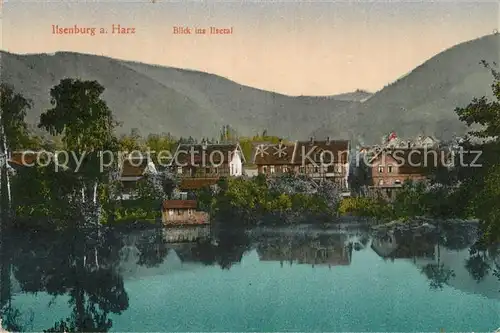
(252, 139, 296, 175)
(161, 199, 209, 225)
(366, 147, 448, 199)
(383, 132, 440, 149)
(252, 137, 350, 189)
(257, 235, 352, 267)
(169, 140, 245, 192)
(370, 232, 436, 262)
(162, 226, 211, 243)
(6, 151, 73, 175)
(7, 151, 41, 171)
(118, 155, 159, 199)
(295, 138, 349, 188)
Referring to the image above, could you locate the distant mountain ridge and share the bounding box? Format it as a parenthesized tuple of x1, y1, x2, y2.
(1, 33, 498, 144)
(313, 33, 500, 144)
(329, 89, 372, 102)
(0, 50, 356, 140)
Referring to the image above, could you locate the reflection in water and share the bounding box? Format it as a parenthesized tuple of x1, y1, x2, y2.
(5, 229, 129, 332)
(1, 223, 499, 331)
(371, 223, 500, 297)
(371, 230, 456, 290)
(256, 232, 352, 268)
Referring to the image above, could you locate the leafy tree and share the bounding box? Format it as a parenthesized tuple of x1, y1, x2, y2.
(220, 124, 238, 143)
(210, 174, 336, 226)
(421, 263, 456, 290)
(11, 163, 77, 227)
(316, 180, 341, 212)
(453, 61, 500, 244)
(144, 133, 177, 165)
(39, 79, 119, 153)
(160, 169, 180, 198)
(0, 84, 32, 220)
(238, 132, 283, 162)
(38, 79, 120, 205)
(465, 253, 491, 283)
(135, 229, 170, 268)
(267, 173, 317, 195)
(118, 132, 143, 152)
(10, 228, 129, 332)
(392, 180, 428, 219)
(0, 84, 32, 152)
(337, 195, 394, 220)
(420, 233, 456, 290)
(135, 173, 167, 207)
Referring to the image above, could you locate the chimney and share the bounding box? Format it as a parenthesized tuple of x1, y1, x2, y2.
(326, 136, 330, 145)
(309, 137, 314, 145)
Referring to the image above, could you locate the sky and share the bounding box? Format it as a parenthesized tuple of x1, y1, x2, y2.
(1, 0, 499, 96)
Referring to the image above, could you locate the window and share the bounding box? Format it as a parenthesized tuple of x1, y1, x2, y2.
(177, 167, 183, 174)
(168, 209, 174, 216)
(188, 209, 192, 216)
(379, 179, 384, 185)
(205, 167, 210, 174)
(394, 179, 401, 185)
(314, 166, 319, 173)
(388, 166, 393, 173)
(299, 166, 305, 173)
(283, 166, 288, 173)
(270, 166, 275, 174)
(177, 210, 182, 216)
(378, 166, 384, 173)
(214, 168, 218, 174)
(263, 166, 267, 173)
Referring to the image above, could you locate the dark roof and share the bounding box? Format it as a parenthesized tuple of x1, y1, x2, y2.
(121, 158, 148, 177)
(9, 151, 43, 167)
(295, 140, 349, 165)
(252, 139, 349, 166)
(172, 143, 243, 166)
(162, 200, 197, 210)
(252, 142, 295, 165)
(179, 178, 219, 190)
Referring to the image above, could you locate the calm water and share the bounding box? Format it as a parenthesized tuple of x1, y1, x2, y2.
(1, 224, 499, 332)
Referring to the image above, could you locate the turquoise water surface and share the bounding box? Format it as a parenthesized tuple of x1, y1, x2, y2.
(2, 227, 500, 331)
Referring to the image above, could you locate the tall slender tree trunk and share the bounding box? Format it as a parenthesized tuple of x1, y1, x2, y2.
(0, 123, 11, 230)
(93, 182, 97, 204)
(1, 127, 11, 209)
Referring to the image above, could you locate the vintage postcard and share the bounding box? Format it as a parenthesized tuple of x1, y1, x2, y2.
(0, 0, 499, 331)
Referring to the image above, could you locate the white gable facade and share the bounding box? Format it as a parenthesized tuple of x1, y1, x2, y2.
(229, 148, 243, 176)
(144, 161, 158, 175)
